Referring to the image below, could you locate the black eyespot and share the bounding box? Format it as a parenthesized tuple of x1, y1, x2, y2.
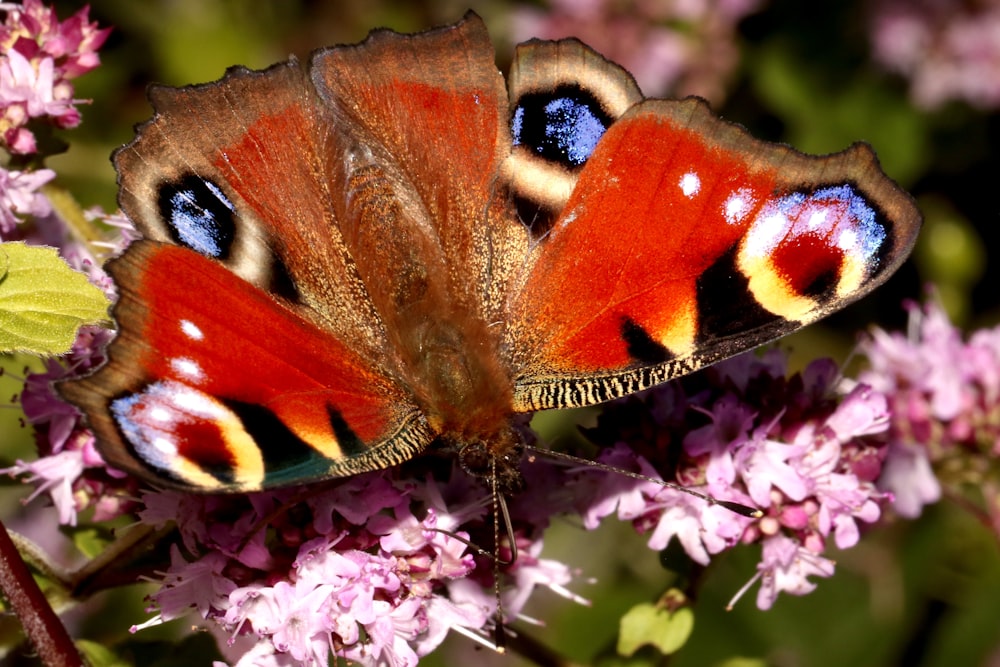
(695, 245, 775, 342)
(621, 317, 671, 364)
(326, 405, 365, 457)
(157, 174, 237, 258)
(512, 86, 613, 168)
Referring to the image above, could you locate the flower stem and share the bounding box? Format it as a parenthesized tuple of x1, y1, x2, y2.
(42, 182, 105, 246)
(0, 519, 82, 667)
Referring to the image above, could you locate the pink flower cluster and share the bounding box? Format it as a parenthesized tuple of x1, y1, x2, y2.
(861, 299, 1000, 527)
(0, 0, 109, 153)
(869, 0, 1000, 110)
(0, 1, 108, 236)
(574, 351, 891, 609)
(132, 461, 582, 667)
(510, 0, 763, 101)
(0, 162, 51, 232)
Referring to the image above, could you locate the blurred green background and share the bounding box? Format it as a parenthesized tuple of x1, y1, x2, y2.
(16, 0, 1000, 665)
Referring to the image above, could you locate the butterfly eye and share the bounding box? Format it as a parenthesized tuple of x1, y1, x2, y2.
(511, 86, 613, 169)
(157, 174, 237, 258)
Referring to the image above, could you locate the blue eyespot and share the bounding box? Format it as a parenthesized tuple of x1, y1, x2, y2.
(811, 185, 884, 259)
(512, 87, 611, 168)
(158, 175, 237, 258)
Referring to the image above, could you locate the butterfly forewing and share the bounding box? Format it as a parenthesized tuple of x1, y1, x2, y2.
(502, 52, 920, 412)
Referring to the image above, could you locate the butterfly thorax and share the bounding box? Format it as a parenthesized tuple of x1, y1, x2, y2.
(400, 307, 526, 494)
(337, 129, 527, 490)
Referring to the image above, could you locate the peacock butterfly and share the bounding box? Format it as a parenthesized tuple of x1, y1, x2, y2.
(60, 13, 919, 501)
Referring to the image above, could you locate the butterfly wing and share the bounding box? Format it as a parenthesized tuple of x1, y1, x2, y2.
(63, 40, 452, 490)
(502, 40, 921, 411)
(61, 242, 432, 490)
(65, 14, 534, 490)
(307, 13, 528, 346)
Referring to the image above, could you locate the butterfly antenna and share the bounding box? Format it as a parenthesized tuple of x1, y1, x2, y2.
(490, 455, 517, 654)
(527, 447, 762, 519)
(418, 481, 516, 652)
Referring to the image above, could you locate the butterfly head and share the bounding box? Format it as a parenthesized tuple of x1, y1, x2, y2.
(442, 426, 524, 496)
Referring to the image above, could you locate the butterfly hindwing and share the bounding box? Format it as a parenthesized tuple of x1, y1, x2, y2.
(60, 241, 432, 490)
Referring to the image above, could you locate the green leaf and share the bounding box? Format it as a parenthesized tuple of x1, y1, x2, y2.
(0, 242, 110, 355)
(748, 40, 929, 185)
(77, 639, 130, 667)
(717, 658, 769, 667)
(618, 600, 695, 657)
(68, 526, 115, 560)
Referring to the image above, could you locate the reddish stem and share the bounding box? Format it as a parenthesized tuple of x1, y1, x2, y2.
(0, 519, 82, 667)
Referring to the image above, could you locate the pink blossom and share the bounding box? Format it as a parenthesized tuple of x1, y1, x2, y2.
(510, 0, 763, 101)
(0, 448, 83, 525)
(869, 0, 1000, 109)
(751, 535, 836, 610)
(128, 463, 581, 666)
(860, 299, 1000, 521)
(151, 547, 237, 623)
(502, 535, 585, 620)
(0, 49, 75, 121)
(579, 351, 891, 608)
(0, 164, 53, 233)
(0, 1, 110, 78)
(0, 0, 109, 153)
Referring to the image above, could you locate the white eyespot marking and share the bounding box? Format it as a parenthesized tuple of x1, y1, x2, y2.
(170, 357, 203, 382)
(149, 406, 171, 423)
(173, 385, 215, 413)
(745, 211, 788, 256)
(180, 319, 204, 341)
(807, 209, 829, 229)
(152, 437, 177, 456)
(838, 228, 859, 251)
(724, 188, 756, 224)
(679, 172, 700, 198)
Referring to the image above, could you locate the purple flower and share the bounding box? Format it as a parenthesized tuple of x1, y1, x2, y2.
(0, 49, 75, 125)
(868, 0, 1000, 109)
(860, 299, 1000, 522)
(0, 0, 109, 154)
(746, 534, 836, 610)
(0, 165, 53, 233)
(579, 350, 891, 608)
(126, 462, 581, 666)
(0, 449, 83, 525)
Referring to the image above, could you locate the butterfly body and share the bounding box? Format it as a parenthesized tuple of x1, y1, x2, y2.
(60, 13, 920, 493)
